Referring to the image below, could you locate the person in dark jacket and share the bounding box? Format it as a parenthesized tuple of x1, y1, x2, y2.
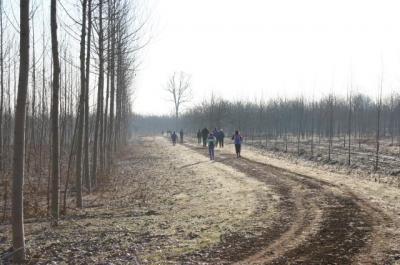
(180, 129, 184, 144)
(218, 129, 225, 148)
(197, 129, 202, 144)
(171, 131, 178, 146)
(202, 127, 209, 147)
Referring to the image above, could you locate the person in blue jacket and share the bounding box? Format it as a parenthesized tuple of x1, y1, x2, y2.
(231, 130, 243, 157)
(212, 128, 219, 147)
(207, 132, 217, 161)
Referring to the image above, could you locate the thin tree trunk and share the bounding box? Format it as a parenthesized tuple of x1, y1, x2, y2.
(92, 0, 104, 186)
(76, 0, 88, 208)
(311, 98, 315, 157)
(348, 93, 351, 165)
(50, 0, 60, 226)
(38, 24, 46, 196)
(0, 0, 3, 173)
(328, 95, 333, 161)
(84, 0, 92, 193)
(297, 99, 303, 154)
(375, 74, 383, 171)
(27, 17, 36, 178)
(12, 0, 30, 261)
(108, 2, 116, 157)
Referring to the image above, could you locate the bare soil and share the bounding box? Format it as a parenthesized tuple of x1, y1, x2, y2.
(0, 135, 399, 264)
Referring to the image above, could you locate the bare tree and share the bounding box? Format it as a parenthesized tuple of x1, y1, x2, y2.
(50, 0, 60, 226)
(347, 90, 352, 165)
(84, 0, 92, 193)
(0, 0, 3, 173)
(328, 94, 335, 161)
(92, 0, 105, 186)
(375, 69, 384, 171)
(165, 71, 192, 130)
(12, 0, 30, 261)
(310, 96, 315, 157)
(296, 96, 304, 154)
(76, 0, 88, 208)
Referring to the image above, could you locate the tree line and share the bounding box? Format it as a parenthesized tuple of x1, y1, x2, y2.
(136, 90, 400, 168)
(1, 0, 145, 261)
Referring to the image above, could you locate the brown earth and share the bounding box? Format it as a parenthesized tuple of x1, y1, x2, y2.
(0, 135, 399, 264)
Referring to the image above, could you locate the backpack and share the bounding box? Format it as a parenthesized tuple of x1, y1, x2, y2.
(207, 136, 216, 146)
(232, 134, 242, 144)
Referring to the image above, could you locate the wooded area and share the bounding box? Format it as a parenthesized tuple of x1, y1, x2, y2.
(0, 0, 145, 261)
(1, 0, 400, 263)
(136, 90, 400, 177)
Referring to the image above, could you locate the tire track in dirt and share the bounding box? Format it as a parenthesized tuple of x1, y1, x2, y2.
(180, 143, 394, 264)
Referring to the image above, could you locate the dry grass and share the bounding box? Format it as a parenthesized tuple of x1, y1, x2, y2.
(0, 135, 398, 264)
(0, 136, 279, 264)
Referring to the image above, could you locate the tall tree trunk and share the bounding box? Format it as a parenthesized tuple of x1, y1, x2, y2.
(38, 23, 46, 196)
(76, 0, 87, 208)
(50, 0, 60, 226)
(375, 74, 383, 171)
(0, 0, 3, 173)
(103, 0, 112, 169)
(311, 98, 315, 157)
(84, 0, 92, 193)
(348, 93, 352, 165)
(92, 0, 104, 186)
(297, 99, 303, 155)
(27, 17, 36, 178)
(328, 95, 334, 161)
(12, 0, 30, 261)
(108, 2, 116, 157)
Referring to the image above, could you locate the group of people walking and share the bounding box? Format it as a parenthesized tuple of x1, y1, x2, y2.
(196, 128, 242, 160)
(170, 128, 243, 160)
(197, 128, 225, 148)
(170, 129, 184, 146)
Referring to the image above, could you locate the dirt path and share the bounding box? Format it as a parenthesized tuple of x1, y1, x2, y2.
(173, 136, 400, 264)
(5, 135, 398, 264)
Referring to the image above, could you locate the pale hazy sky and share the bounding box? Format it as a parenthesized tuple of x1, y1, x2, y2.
(134, 0, 400, 115)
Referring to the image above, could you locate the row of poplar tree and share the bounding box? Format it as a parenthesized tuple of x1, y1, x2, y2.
(0, 0, 145, 261)
(136, 88, 399, 169)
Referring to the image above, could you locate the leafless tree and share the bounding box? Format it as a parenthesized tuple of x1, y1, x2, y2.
(76, 0, 88, 208)
(0, 0, 4, 173)
(327, 93, 335, 161)
(92, 0, 105, 186)
(50, 0, 60, 226)
(12, 0, 30, 261)
(375, 69, 384, 171)
(165, 71, 192, 130)
(310, 96, 315, 157)
(84, 0, 92, 194)
(346, 72, 354, 166)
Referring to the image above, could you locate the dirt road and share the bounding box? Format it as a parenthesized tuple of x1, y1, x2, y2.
(11, 135, 400, 264)
(162, 135, 400, 264)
